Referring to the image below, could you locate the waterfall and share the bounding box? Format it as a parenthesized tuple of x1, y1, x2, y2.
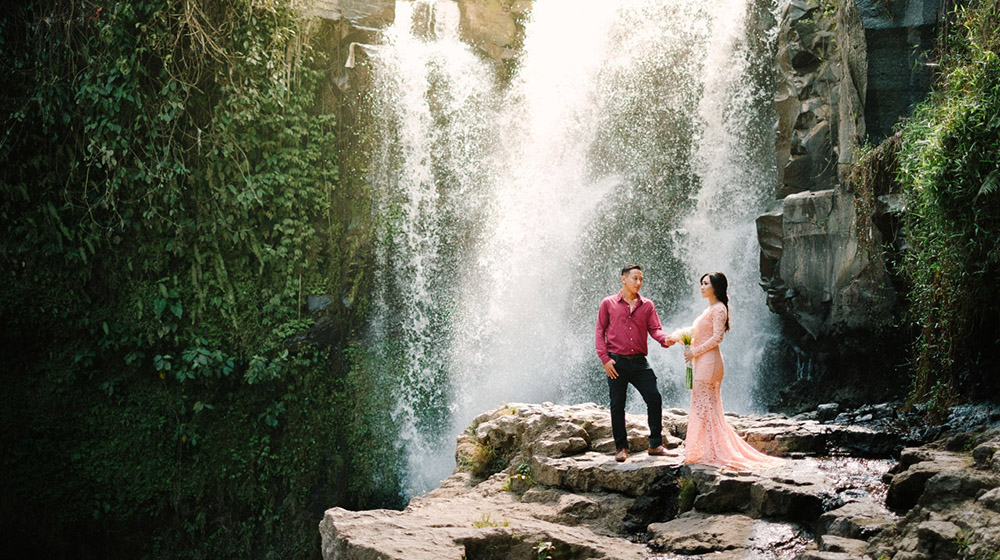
(365, 0, 779, 495)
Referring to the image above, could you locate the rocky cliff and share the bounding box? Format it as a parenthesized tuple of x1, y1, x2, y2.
(320, 402, 1000, 559)
(760, 0, 938, 335)
(755, 0, 939, 409)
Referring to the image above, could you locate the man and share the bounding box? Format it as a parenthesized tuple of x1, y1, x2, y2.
(595, 264, 673, 462)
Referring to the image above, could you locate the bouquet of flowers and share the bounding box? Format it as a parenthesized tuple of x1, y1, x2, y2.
(676, 327, 694, 389)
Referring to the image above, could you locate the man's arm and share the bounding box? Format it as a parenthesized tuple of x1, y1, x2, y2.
(647, 302, 673, 348)
(595, 299, 612, 364)
(595, 300, 619, 379)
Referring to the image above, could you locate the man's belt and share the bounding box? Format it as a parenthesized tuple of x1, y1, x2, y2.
(610, 353, 644, 360)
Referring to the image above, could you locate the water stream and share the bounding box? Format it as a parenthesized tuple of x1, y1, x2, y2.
(365, 0, 781, 495)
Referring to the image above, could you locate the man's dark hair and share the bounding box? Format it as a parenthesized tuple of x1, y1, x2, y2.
(621, 264, 642, 276)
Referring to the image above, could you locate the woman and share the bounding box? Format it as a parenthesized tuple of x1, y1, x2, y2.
(668, 272, 783, 470)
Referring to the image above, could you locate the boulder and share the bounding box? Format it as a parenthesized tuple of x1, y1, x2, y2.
(817, 403, 840, 422)
(977, 487, 1000, 512)
(818, 534, 869, 556)
(817, 501, 896, 539)
(648, 512, 807, 556)
(456, 0, 531, 63)
(884, 447, 970, 511)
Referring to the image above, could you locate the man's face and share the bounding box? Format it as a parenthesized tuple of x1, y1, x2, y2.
(621, 269, 643, 295)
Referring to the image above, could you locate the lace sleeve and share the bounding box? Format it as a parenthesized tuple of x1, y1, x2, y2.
(692, 304, 727, 358)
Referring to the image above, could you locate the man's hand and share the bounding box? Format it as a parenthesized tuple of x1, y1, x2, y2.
(603, 359, 619, 379)
(665, 334, 679, 345)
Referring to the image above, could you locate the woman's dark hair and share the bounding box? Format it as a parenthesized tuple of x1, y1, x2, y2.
(701, 271, 730, 331)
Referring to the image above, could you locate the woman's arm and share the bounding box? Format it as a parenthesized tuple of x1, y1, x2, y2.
(691, 305, 726, 358)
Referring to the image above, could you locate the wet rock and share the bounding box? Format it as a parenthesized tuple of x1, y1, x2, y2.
(303, 0, 395, 27)
(306, 294, 333, 313)
(817, 403, 840, 422)
(742, 414, 904, 458)
(817, 501, 896, 539)
(818, 534, 869, 555)
(977, 487, 1000, 512)
(884, 447, 970, 511)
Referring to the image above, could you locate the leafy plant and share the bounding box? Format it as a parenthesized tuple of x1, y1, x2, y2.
(502, 462, 536, 493)
(892, 0, 1000, 411)
(471, 514, 509, 528)
(678, 476, 697, 513)
(0, 0, 397, 558)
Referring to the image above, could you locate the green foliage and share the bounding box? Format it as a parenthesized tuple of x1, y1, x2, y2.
(471, 513, 509, 528)
(896, 0, 1000, 410)
(0, 0, 396, 558)
(470, 441, 499, 478)
(956, 527, 1000, 560)
(677, 477, 697, 513)
(502, 462, 536, 494)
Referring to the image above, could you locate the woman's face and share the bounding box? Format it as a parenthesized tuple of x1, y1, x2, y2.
(700, 276, 715, 299)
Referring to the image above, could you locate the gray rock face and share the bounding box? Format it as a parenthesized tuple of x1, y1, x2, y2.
(754, 0, 931, 412)
(853, 0, 938, 140)
(771, 188, 895, 339)
(817, 501, 896, 540)
(757, 0, 941, 355)
(761, 0, 896, 341)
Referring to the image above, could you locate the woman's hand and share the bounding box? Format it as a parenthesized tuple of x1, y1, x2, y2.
(683, 348, 693, 361)
(666, 334, 679, 345)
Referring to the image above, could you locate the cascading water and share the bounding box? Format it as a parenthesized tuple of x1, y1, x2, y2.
(365, 0, 780, 495)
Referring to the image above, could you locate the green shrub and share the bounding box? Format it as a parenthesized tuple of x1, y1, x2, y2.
(677, 477, 697, 513)
(0, 1, 399, 557)
(896, 0, 1000, 410)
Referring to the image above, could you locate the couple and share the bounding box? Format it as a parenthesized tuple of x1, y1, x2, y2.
(595, 264, 782, 469)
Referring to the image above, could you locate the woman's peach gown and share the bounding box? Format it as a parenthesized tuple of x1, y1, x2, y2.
(680, 303, 783, 470)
